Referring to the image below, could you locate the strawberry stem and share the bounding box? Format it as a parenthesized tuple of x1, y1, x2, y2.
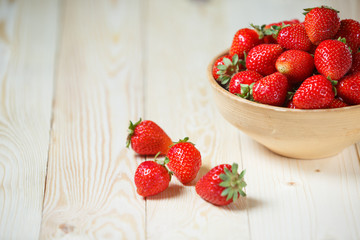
(126, 118, 142, 148)
(155, 154, 173, 180)
(170, 137, 194, 147)
(219, 163, 247, 202)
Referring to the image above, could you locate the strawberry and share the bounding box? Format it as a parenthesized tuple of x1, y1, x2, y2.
(334, 19, 360, 53)
(275, 50, 314, 84)
(134, 159, 171, 197)
(252, 72, 289, 106)
(213, 54, 244, 86)
(328, 98, 348, 108)
(212, 54, 243, 85)
(314, 39, 352, 80)
(276, 24, 313, 52)
(293, 75, 335, 109)
(127, 119, 172, 155)
(265, 19, 301, 30)
(212, 55, 231, 80)
(349, 51, 360, 74)
(165, 137, 201, 184)
(304, 6, 340, 45)
(286, 99, 297, 109)
(264, 19, 301, 44)
(229, 28, 262, 58)
(195, 163, 246, 206)
(336, 72, 360, 105)
(246, 44, 283, 76)
(229, 70, 262, 96)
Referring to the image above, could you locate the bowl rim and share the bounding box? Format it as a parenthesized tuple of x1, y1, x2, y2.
(208, 49, 360, 113)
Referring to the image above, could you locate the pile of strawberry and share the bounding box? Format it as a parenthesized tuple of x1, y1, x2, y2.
(213, 6, 360, 109)
(127, 119, 246, 206)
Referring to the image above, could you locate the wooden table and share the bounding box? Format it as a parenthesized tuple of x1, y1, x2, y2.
(1, 0, 359, 239)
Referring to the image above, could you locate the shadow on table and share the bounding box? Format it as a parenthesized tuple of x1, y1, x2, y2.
(146, 184, 185, 200)
(224, 196, 263, 211)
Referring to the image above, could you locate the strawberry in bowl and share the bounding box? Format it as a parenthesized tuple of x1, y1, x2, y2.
(207, 6, 360, 159)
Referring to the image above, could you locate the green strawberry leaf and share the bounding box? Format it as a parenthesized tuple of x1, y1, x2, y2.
(126, 118, 142, 148)
(220, 163, 247, 203)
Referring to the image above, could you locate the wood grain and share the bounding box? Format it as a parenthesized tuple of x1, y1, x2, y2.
(0, 0, 358, 239)
(144, 1, 250, 239)
(0, 0, 59, 239)
(40, 0, 145, 239)
(145, 0, 360, 239)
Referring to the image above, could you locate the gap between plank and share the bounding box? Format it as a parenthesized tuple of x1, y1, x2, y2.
(238, 133, 253, 240)
(140, 0, 149, 239)
(40, 0, 65, 237)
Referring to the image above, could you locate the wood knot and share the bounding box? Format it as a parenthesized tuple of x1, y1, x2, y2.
(287, 181, 296, 186)
(59, 223, 75, 234)
(315, 169, 321, 172)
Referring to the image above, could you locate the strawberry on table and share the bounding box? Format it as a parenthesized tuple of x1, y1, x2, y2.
(336, 72, 360, 105)
(229, 28, 262, 58)
(165, 137, 201, 184)
(276, 50, 314, 84)
(134, 158, 171, 197)
(314, 39, 352, 80)
(229, 70, 262, 97)
(293, 75, 335, 109)
(334, 19, 360, 53)
(304, 6, 340, 45)
(252, 72, 289, 106)
(127, 119, 172, 155)
(195, 163, 246, 206)
(246, 44, 284, 76)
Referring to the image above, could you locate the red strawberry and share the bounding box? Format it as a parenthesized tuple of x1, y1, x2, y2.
(304, 6, 340, 45)
(212, 54, 243, 85)
(334, 19, 360, 53)
(265, 19, 301, 29)
(349, 51, 360, 74)
(246, 44, 283, 76)
(275, 50, 314, 84)
(314, 39, 352, 80)
(229, 70, 262, 96)
(262, 19, 301, 44)
(165, 137, 201, 184)
(277, 24, 313, 52)
(195, 163, 246, 206)
(287, 99, 297, 109)
(293, 75, 335, 109)
(336, 72, 360, 105)
(134, 160, 171, 197)
(212, 55, 231, 80)
(127, 119, 172, 155)
(328, 98, 349, 108)
(252, 72, 289, 106)
(229, 28, 262, 58)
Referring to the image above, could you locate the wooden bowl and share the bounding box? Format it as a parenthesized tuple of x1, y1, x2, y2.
(208, 50, 360, 159)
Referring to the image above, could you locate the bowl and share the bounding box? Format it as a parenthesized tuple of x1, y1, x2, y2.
(207, 49, 360, 159)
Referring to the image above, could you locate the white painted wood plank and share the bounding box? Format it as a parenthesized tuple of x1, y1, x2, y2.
(40, 0, 145, 239)
(145, 0, 360, 239)
(0, 0, 59, 239)
(230, 2, 360, 240)
(145, 0, 250, 239)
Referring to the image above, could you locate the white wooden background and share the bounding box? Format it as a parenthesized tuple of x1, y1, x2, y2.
(0, 0, 359, 239)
